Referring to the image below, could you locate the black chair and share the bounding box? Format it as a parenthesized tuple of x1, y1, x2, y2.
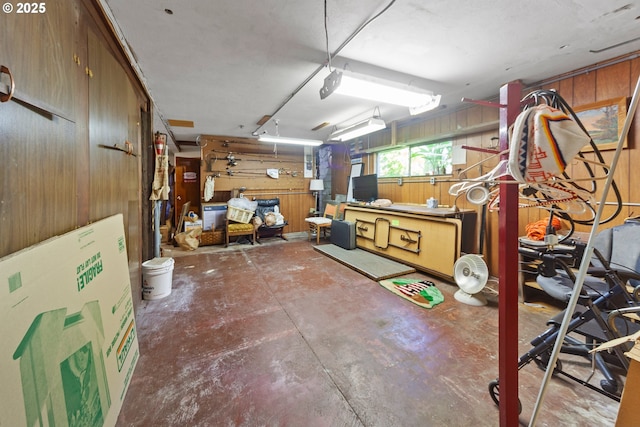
(489, 220, 640, 409)
(254, 198, 288, 243)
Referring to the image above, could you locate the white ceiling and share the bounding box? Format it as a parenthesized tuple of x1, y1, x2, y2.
(102, 0, 640, 152)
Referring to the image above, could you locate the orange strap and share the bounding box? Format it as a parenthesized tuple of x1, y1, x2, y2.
(525, 217, 562, 241)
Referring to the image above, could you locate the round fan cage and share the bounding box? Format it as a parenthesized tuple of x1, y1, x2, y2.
(466, 186, 490, 205)
(453, 254, 489, 306)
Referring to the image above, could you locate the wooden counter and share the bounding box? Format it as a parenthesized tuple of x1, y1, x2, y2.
(343, 204, 477, 281)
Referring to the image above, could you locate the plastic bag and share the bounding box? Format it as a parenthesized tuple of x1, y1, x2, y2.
(174, 227, 202, 250)
(371, 198, 392, 207)
(263, 211, 285, 226)
(204, 176, 215, 202)
(228, 197, 257, 212)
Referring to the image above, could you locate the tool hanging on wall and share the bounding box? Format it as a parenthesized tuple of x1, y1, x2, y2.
(205, 149, 302, 163)
(224, 169, 264, 176)
(226, 154, 239, 166)
(208, 148, 287, 160)
(98, 141, 137, 157)
(223, 153, 296, 166)
(210, 137, 262, 148)
(204, 152, 218, 171)
(240, 158, 292, 163)
(217, 168, 301, 177)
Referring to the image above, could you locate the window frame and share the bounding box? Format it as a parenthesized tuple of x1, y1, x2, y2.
(376, 140, 453, 178)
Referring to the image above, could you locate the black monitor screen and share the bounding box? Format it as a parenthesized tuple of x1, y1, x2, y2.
(352, 174, 378, 202)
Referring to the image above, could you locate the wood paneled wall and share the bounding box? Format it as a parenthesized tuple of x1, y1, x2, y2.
(334, 54, 640, 276)
(199, 136, 317, 232)
(192, 55, 640, 273)
(0, 0, 151, 310)
(13, 4, 637, 302)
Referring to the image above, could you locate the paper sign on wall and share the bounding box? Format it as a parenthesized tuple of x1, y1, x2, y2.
(183, 171, 197, 183)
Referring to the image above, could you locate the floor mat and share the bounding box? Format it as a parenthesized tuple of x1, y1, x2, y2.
(314, 244, 415, 280)
(379, 278, 444, 309)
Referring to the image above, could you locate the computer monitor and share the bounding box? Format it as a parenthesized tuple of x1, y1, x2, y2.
(352, 174, 378, 202)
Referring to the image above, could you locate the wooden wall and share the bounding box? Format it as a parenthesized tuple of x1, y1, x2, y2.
(199, 136, 317, 232)
(6, 0, 632, 300)
(189, 54, 640, 277)
(333, 53, 640, 276)
(0, 0, 152, 310)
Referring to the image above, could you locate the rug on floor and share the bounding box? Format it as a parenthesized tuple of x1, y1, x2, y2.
(378, 278, 444, 309)
(313, 244, 415, 280)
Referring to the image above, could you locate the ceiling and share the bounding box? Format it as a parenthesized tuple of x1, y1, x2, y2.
(102, 0, 640, 152)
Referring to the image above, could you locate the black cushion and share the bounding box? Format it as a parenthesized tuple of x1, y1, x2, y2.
(255, 198, 280, 222)
(536, 274, 610, 302)
(254, 198, 287, 230)
(257, 198, 280, 208)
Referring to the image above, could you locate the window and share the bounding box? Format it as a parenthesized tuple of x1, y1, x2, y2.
(377, 140, 453, 178)
(377, 147, 409, 177)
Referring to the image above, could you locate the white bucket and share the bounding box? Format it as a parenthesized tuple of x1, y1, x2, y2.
(142, 257, 175, 300)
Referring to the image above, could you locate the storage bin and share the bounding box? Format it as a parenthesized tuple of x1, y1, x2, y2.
(200, 229, 225, 246)
(226, 205, 254, 223)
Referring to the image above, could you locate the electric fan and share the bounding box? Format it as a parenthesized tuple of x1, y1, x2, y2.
(453, 254, 489, 306)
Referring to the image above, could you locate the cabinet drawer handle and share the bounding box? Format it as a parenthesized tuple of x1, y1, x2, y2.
(400, 234, 418, 244)
(0, 65, 15, 102)
(357, 225, 368, 232)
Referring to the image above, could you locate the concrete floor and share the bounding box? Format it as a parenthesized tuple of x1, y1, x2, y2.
(117, 233, 620, 426)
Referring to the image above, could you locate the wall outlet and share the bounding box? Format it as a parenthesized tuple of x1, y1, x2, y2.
(430, 177, 436, 185)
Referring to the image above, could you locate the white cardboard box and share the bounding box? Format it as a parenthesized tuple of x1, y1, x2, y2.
(184, 219, 203, 232)
(0, 214, 139, 427)
(202, 203, 227, 231)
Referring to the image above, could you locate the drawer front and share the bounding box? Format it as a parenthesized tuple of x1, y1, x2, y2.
(353, 217, 375, 240)
(344, 207, 461, 280)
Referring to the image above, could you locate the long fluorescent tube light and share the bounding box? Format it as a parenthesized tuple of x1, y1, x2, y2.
(329, 117, 386, 142)
(258, 134, 323, 146)
(320, 70, 441, 115)
(409, 94, 442, 115)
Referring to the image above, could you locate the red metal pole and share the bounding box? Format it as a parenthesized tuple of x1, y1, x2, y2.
(498, 81, 522, 426)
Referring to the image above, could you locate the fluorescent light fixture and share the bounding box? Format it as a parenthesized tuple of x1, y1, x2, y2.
(329, 117, 386, 142)
(258, 134, 323, 146)
(409, 94, 442, 115)
(320, 70, 441, 115)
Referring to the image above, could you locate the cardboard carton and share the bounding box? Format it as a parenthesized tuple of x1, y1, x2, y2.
(592, 329, 640, 426)
(0, 214, 139, 427)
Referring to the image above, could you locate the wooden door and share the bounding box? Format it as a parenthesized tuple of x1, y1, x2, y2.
(87, 27, 143, 303)
(175, 157, 202, 227)
(0, 0, 81, 257)
(0, 0, 78, 120)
